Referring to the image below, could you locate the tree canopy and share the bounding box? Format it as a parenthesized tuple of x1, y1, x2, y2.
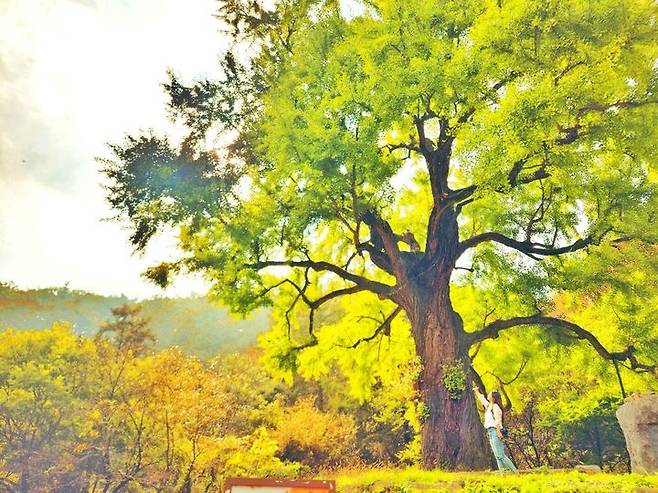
(101, 0, 658, 468)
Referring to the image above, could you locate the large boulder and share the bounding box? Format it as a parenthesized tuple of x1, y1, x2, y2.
(616, 393, 658, 473)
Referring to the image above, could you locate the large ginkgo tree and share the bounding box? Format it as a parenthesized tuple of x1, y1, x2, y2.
(102, 0, 658, 469)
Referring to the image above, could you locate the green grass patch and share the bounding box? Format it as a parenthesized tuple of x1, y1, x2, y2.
(330, 467, 658, 493)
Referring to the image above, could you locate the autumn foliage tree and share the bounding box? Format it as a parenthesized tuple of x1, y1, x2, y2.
(0, 324, 364, 490)
(0, 324, 98, 493)
(101, 0, 658, 469)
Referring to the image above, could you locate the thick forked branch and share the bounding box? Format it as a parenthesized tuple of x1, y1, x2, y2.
(415, 76, 521, 252)
(467, 314, 656, 374)
(362, 210, 410, 284)
(397, 231, 421, 252)
(247, 258, 394, 298)
(356, 241, 394, 274)
(458, 231, 597, 259)
(414, 116, 449, 203)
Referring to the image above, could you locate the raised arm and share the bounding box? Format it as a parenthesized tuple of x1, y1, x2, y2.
(472, 385, 489, 408)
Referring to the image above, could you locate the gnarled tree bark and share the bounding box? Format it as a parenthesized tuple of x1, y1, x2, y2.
(398, 208, 493, 470)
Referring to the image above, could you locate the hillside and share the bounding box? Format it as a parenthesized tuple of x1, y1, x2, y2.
(0, 283, 269, 358)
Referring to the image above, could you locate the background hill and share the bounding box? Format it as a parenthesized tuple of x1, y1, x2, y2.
(0, 283, 269, 358)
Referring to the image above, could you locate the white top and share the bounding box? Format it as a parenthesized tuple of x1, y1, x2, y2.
(476, 392, 503, 429)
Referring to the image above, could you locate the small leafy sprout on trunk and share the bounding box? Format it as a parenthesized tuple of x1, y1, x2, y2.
(442, 362, 466, 400)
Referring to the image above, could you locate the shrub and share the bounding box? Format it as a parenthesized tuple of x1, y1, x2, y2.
(273, 396, 358, 470)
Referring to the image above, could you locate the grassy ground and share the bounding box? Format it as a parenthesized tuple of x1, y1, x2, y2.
(330, 468, 658, 493)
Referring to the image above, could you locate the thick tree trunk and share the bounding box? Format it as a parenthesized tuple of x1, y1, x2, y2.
(405, 271, 493, 470)
(396, 205, 492, 470)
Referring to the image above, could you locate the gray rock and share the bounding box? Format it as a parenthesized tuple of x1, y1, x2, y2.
(574, 464, 602, 473)
(616, 393, 658, 473)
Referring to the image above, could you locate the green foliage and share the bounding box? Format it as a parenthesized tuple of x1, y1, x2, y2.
(441, 362, 467, 400)
(0, 325, 288, 490)
(99, 0, 658, 380)
(334, 468, 658, 493)
(99, 0, 658, 468)
(543, 396, 627, 469)
(0, 320, 654, 488)
(96, 0, 658, 326)
(222, 427, 305, 479)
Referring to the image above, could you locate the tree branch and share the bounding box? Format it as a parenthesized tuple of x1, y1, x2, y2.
(247, 258, 394, 298)
(484, 358, 528, 386)
(467, 314, 656, 374)
(507, 156, 551, 188)
(525, 181, 553, 242)
(433, 93, 656, 229)
(362, 210, 410, 284)
(446, 185, 478, 206)
(309, 285, 365, 309)
(381, 141, 420, 160)
(413, 114, 435, 164)
(458, 231, 599, 259)
(397, 231, 421, 252)
(453, 72, 523, 128)
(555, 99, 658, 145)
(577, 99, 658, 118)
(356, 241, 394, 275)
(339, 306, 403, 349)
(255, 269, 392, 352)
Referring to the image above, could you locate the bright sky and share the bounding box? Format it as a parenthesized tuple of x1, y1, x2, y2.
(0, 0, 228, 298)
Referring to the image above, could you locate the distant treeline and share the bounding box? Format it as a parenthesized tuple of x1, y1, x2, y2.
(0, 283, 268, 358)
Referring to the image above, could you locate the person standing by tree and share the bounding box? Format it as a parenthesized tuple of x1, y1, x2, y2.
(473, 385, 517, 472)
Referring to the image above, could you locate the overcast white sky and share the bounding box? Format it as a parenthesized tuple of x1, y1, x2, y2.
(0, 0, 228, 298)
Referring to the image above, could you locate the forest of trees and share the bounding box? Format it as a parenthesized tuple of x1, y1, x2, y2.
(0, 299, 654, 491)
